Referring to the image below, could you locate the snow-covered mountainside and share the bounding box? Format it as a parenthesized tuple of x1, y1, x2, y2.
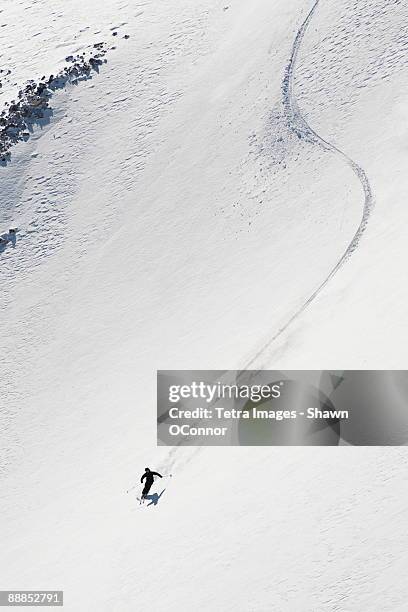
(1, 1, 408, 610)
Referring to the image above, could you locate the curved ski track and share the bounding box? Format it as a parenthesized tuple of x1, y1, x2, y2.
(245, 0, 374, 369)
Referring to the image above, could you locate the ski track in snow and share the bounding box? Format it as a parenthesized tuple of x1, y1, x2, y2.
(246, 0, 374, 369)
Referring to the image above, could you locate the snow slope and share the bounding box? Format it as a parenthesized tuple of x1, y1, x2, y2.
(1, 0, 408, 610)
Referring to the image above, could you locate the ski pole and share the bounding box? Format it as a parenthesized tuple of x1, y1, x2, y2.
(126, 473, 173, 493)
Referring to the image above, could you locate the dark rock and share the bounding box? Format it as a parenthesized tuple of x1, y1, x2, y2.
(0, 42, 111, 163)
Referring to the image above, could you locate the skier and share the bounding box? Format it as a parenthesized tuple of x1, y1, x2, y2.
(141, 467, 162, 499)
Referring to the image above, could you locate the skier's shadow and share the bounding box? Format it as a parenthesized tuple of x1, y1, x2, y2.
(144, 489, 166, 507)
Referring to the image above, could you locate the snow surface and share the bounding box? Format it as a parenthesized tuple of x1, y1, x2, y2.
(1, 0, 408, 610)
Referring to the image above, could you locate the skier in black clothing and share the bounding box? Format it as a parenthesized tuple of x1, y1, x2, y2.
(141, 467, 162, 499)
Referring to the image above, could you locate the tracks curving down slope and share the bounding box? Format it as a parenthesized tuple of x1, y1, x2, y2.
(246, 0, 373, 368)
